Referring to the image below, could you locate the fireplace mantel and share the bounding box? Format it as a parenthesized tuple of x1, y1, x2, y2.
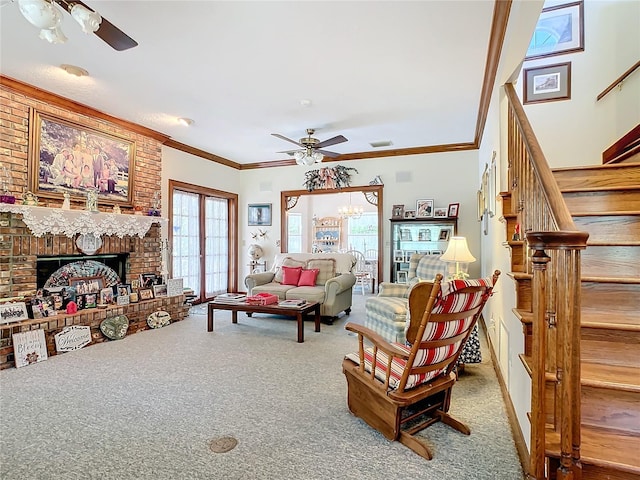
(0, 204, 166, 238)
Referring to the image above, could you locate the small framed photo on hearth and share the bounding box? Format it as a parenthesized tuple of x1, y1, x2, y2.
(117, 294, 130, 306)
(153, 284, 168, 298)
(139, 288, 154, 301)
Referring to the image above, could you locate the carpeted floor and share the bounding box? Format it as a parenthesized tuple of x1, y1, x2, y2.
(0, 295, 525, 480)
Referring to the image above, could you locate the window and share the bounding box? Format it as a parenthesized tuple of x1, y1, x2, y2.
(346, 213, 378, 252)
(287, 213, 302, 253)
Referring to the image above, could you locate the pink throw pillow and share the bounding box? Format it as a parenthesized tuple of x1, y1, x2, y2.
(298, 268, 319, 286)
(282, 266, 303, 286)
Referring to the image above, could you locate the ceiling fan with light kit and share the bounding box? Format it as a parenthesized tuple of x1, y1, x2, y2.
(272, 128, 348, 166)
(11, 0, 137, 51)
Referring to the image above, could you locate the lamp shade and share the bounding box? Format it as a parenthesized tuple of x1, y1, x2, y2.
(440, 237, 476, 263)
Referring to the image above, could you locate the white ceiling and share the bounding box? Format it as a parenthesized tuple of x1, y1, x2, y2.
(1, 1, 513, 166)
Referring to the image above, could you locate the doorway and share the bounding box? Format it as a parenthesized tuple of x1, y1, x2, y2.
(280, 185, 384, 285)
(169, 180, 239, 302)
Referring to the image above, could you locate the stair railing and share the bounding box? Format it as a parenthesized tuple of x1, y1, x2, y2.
(504, 83, 589, 480)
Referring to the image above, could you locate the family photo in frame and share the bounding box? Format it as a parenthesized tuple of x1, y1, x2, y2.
(28, 109, 135, 206)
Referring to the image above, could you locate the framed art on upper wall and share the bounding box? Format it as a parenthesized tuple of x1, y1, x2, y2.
(525, 1, 584, 61)
(248, 203, 272, 226)
(28, 109, 135, 206)
(523, 62, 571, 105)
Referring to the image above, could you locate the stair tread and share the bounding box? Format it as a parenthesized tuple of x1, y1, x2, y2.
(581, 309, 640, 331)
(546, 425, 640, 473)
(582, 276, 640, 284)
(581, 362, 640, 392)
(553, 163, 640, 173)
(562, 186, 640, 193)
(572, 210, 640, 216)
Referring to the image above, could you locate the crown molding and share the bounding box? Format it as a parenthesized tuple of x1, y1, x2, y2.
(0, 75, 170, 143)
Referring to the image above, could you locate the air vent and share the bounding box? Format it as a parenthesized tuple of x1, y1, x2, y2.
(369, 140, 393, 148)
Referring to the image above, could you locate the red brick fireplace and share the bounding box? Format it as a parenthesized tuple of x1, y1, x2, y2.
(0, 78, 188, 369)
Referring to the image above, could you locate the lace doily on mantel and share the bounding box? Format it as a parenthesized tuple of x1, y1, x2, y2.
(0, 204, 166, 238)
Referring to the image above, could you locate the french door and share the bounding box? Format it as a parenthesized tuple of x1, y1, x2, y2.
(169, 180, 238, 302)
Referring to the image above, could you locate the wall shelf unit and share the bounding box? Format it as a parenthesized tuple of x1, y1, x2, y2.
(312, 216, 342, 252)
(389, 217, 457, 282)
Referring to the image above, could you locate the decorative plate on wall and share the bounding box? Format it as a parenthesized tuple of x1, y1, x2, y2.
(147, 310, 171, 329)
(100, 314, 129, 340)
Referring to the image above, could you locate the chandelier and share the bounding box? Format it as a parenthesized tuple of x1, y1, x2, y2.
(18, 0, 102, 44)
(293, 148, 323, 166)
(338, 194, 363, 219)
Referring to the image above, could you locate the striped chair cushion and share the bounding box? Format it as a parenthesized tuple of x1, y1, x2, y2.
(349, 275, 495, 391)
(346, 337, 463, 390)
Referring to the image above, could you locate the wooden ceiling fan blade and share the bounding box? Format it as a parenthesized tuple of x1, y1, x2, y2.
(94, 17, 138, 51)
(271, 133, 303, 147)
(317, 149, 341, 158)
(315, 135, 348, 149)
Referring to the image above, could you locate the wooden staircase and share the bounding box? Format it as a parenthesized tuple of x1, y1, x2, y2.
(503, 162, 640, 479)
(502, 82, 640, 479)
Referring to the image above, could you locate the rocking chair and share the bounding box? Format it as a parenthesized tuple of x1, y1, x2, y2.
(342, 271, 500, 459)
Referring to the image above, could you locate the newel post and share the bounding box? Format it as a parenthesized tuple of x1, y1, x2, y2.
(529, 243, 550, 480)
(528, 231, 588, 480)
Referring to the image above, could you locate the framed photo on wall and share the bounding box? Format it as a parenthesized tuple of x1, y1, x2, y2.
(525, 1, 584, 61)
(523, 62, 572, 105)
(248, 203, 272, 226)
(28, 109, 135, 206)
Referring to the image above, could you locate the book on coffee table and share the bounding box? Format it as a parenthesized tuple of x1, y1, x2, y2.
(278, 299, 307, 307)
(214, 293, 246, 304)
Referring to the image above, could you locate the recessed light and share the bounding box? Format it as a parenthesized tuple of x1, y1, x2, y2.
(299, 99, 312, 107)
(370, 140, 393, 148)
(60, 64, 89, 77)
(178, 117, 194, 126)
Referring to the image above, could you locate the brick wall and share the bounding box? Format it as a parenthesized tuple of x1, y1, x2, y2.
(0, 83, 188, 369)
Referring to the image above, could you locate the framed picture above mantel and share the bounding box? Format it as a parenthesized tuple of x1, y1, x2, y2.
(28, 109, 136, 207)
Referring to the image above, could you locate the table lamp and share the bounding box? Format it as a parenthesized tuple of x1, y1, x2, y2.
(440, 236, 476, 280)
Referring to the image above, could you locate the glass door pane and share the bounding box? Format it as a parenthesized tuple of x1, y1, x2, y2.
(204, 196, 228, 298)
(172, 190, 201, 295)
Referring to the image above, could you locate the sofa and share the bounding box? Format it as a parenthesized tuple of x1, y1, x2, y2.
(364, 253, 482, 364)
(244, 252, 357, 320)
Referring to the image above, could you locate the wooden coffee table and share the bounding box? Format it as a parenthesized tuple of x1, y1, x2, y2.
(207, 299, 321, 343)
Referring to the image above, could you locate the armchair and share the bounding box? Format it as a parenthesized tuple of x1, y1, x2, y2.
(342, 271, 500, 459)
(365, 253, 483, 365)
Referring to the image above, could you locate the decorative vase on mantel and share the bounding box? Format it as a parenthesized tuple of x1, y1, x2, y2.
(86, 188, 99, 213)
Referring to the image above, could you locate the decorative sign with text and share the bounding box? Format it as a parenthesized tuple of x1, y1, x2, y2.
(54, 325, 92, 353)
(166, 278, 184, 297)
(12, 329, 48, 368)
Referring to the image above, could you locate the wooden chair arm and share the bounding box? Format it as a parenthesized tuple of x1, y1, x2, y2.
(344, 322, 410, 359)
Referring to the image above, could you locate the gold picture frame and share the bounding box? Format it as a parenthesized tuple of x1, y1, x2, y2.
(28, 109, 135, 206)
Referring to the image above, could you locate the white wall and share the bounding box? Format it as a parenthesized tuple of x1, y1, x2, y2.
(519, 0, 640, 167)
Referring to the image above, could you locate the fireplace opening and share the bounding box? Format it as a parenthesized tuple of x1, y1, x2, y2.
(37, 254, 129, 289)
